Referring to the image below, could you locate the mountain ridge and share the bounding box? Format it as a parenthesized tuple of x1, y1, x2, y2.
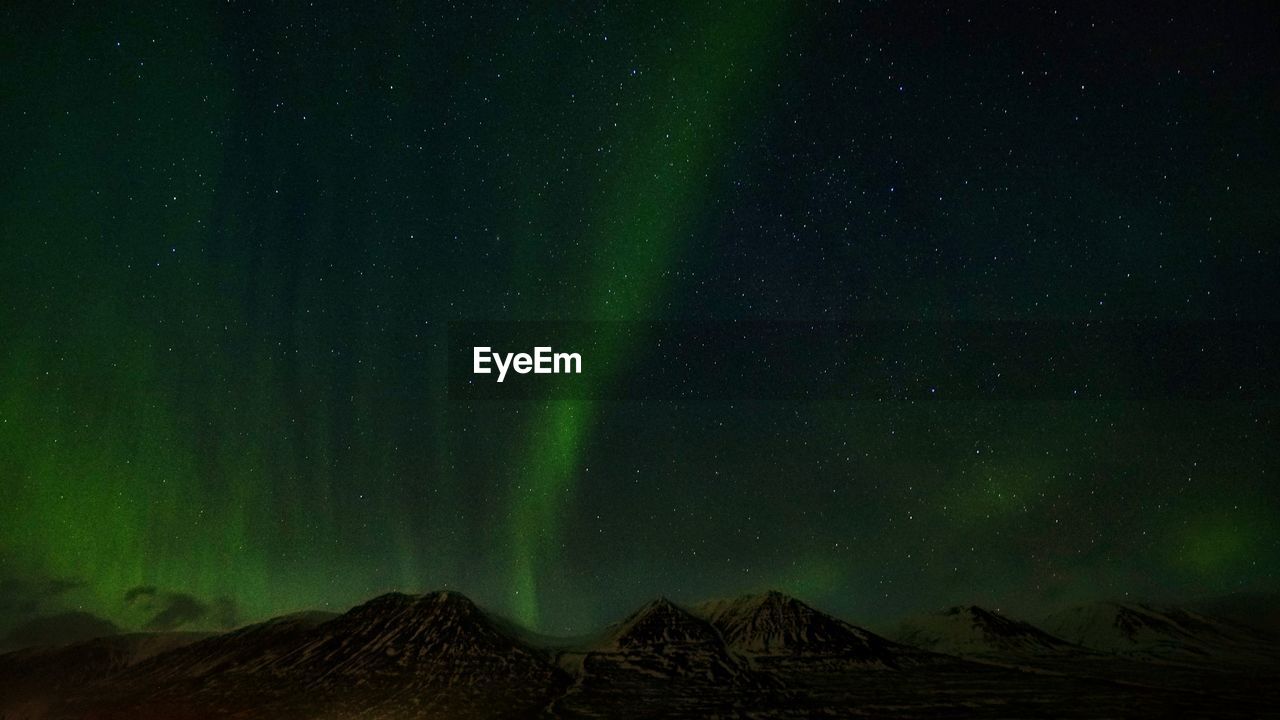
(2, 589, 1276, 719)
(693, 590, 920, 669)
(1042, 600, 1279, 664)
(893, 604, 1079, 657)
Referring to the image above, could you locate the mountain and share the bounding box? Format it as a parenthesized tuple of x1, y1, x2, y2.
(552, 597, 779, 717)
(251, 591, 567, 717)
(0, 611, 121, 653)
(1188, 593, 1280, 638)
(60, 592, 570, 719)
(2, 590, 1276, 719)
(0, 631, 210, 718)
(893, 605, 1077, 657)
(267, 591, 563, 685)
(111, 610, 337, 684)
(694, 590, 911, 668)
(1043, 601, 1278, 664)
(576, 596, 756, 681)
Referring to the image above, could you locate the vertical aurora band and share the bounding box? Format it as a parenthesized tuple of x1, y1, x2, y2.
(505, 2, 789, 627)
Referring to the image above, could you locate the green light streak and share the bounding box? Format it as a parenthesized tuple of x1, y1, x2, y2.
(506, 2, 789, 627)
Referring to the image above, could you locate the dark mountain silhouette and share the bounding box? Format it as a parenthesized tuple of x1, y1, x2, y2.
(893, 605, 1077, 657)
(0, 630, 210, 717)
(1043, 601, 1279, 664)
(264, 591, 560, 684)
(551, 596, 778, 717)
(587, 596, 752, 676)
(694, 590, 919, 669)
(47, 592, 569, 719)
(0, 611, 120, 653)
(1, 590, 1276, 719)
(111, 610, 337, 684)
(1189, 592, 1280, 638)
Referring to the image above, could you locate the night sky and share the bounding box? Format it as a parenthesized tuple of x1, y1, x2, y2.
(2, 2, 1277, 637)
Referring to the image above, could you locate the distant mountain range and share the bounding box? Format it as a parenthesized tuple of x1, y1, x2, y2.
(1188, 592, 1280, 637)
(893, 604, 1079, 657)
(1043, 600, 1276, 664)
(696, 590, 911, 666)
(1, 591, 1276, 719)
(0, 612, 122, 654)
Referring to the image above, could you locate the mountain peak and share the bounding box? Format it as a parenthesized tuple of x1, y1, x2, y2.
(600, 597, 719, 652)
(641, 595, 680, 611)
(362, 589, 475, 609)
(943, 605, 1010, 624)
(249, 587, 567, 693)
(697, 589, 801, 614)
(895, 605, 1072, 657)
(571, 597, 761, 698)
(69, 590, 567, 716)
(746, 589, 801, 609)
(693, 592, 903, 665)
(1042, 601, 1270, 662)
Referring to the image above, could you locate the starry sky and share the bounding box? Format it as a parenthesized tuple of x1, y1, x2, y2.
(2, 1, 1277, 636)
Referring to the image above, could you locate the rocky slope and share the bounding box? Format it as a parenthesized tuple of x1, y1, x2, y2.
(551, 596, 777, 716)
(893, 605, 1077, 657)
(694, 590, 919, 670)
(48, 592, 569, 719)
(1, 591, 1275, 719)
(1043, 601, 1279, 664)
(0, 631, 210, 718)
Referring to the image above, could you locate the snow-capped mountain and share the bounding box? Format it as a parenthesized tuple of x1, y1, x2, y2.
(893, 605, 1076, 657)
(1190, 592, 1280, 637)
(1043, 601, 1278, 664)
(694, 590, 910, 668)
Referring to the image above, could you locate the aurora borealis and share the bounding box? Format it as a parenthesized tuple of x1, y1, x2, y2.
(2, 1, 1278, 639)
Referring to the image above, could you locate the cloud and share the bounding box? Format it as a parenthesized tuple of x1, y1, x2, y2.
(0, 571, 85, 626)
(124, 586, 242, 631)
(123, 585, 159, 606)
(0, 611, 119, 652)
(0, 567, 243, 638)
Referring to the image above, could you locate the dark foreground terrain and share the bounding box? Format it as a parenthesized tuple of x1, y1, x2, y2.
(1, 590, 1276, 719)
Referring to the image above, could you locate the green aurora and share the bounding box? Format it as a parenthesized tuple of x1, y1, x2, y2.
(1, 1, 1277, 636)
(504, 3, 788, 627)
